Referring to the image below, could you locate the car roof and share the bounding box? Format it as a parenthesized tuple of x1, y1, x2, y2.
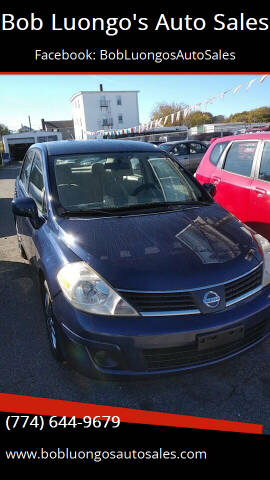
(160, 140, 205, 146)
(31, 140, 160, 156)
(161, 140, 197, 145)
(212, 133, 270, 143)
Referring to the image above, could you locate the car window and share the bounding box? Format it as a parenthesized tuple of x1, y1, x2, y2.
(259, 142, 270, 182)
(20, 151, 34, 190)
(189, 142, 206, 154)
(209, 141, 229, 166)
(28, 152, 45, 211)
(223, 141, 258, 177)
(173, 144, 189, 156)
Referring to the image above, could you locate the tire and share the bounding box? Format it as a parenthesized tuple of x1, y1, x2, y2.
(42, 280, 64, 362)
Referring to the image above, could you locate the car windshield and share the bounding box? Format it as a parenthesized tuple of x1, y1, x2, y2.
(51, 151, 209, 213)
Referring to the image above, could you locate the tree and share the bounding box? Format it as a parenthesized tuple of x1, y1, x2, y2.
(0, 123, 10, 138)
(212, 115, 225, 123)
(226, 111, 250, 123)
(185, 111, 214, 127)
(150, 102, 187, 126)
(248, 107, 270, 123)
(149, 102, 270, 130)
(226, 107, 270, 123)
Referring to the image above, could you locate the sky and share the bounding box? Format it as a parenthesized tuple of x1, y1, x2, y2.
(0, 73, 269, 132)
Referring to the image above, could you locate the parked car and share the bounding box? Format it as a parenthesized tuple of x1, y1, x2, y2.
(196, 133, 270, 241)
(159, 140, 209, 174)
(12, 140, 270, 379)
(246, 125, 270, 133)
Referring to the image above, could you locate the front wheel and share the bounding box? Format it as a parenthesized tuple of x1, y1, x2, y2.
(42, 281, 64, 362)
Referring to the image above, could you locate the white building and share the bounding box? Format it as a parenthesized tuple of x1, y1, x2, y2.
(70, 86, 140, 139)
(3, 131, 62, 161)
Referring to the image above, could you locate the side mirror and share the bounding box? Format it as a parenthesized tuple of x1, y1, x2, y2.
(12, 197, 38, 218)
(12, 197, 43, 229)
(203, 182, 216, 197)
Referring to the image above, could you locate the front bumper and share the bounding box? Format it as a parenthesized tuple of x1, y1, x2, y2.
(52, 285, 270, 379)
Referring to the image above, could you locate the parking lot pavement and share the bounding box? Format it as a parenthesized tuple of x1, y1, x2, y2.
(1, 162, 270, 433)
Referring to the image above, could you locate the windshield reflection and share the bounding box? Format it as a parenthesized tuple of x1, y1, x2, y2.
(176, 214, 241, 264)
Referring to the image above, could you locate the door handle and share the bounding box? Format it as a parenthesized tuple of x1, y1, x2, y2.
(212, 177, 221, 185)
(255, 187, 267, 197)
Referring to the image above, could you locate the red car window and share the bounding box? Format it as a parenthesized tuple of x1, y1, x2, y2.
(259, 142, 270, 182)
(223, 141, 257, 177)
(209, 141, 229, 166)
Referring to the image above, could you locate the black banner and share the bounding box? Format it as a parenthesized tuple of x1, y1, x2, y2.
(0, 412, 268, 469)
(0, 8, 268, 72)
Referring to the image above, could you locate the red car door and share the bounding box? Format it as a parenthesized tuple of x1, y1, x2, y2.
(248, 140, 270, 239)
(211, 140, 259, 223)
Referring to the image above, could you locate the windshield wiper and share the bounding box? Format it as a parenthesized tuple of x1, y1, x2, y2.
(60, 208, 116, 217)
(110, 202, 182, 211)
(60, 200, 211, 217)
(98, 200, 211, 213)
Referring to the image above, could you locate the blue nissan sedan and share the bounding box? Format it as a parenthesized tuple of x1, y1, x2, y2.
(12, 140, 270, 379)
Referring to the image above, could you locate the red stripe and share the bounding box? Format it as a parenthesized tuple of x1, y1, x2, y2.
(0, 393, 262, 434)
(0, 72, 269, 75)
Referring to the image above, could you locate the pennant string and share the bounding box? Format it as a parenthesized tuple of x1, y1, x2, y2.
(87, 75, 269, 137)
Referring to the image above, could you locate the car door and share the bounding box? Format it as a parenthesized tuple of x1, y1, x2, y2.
(170, 143, 190, 170)
(248, 140, 270, 239)
(211, 140, 260, 223)
(22, 150, 47, 261)
(188, 142, 208, 172)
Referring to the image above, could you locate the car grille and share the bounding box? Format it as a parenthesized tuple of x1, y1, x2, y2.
(120, 264, 263, 315)
(143, 319, 269, 371)
(225, 266, 263, 304)
(120, 291, 198, 314)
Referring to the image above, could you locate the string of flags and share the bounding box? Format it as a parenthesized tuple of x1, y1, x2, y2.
(87, 74, 269, 138)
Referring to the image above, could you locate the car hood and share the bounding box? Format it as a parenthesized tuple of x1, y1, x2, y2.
(56, 204, 261, 291)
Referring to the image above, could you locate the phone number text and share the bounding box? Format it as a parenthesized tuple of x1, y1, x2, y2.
(6, 415, 120, 430)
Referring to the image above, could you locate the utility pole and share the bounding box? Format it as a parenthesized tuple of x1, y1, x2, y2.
(28, 115, 32, 131)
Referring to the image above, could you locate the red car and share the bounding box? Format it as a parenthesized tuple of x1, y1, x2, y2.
(196, 133, 270, 240)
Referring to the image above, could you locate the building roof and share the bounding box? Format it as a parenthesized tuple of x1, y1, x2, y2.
(3, 130, 59, 140)
(43, 120, 74, 129)
(70, 91, 140, 102)
(160, 140, 206, 146)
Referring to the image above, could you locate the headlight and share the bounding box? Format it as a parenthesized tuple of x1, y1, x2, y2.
(253, 233, 270, 287)
(57, 262, 138, 316)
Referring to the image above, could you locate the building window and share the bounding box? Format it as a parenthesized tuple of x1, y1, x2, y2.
(116, 96, 122, 106)
(102, 118, 113, 127)
(118, 115, 123, 124)
(100, 95, 109, 108)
